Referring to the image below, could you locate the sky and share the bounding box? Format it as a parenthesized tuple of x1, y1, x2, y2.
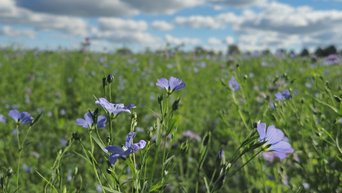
(0, 0, 341, 52)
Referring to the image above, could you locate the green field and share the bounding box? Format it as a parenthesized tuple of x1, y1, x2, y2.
(0, 49, 341, 193)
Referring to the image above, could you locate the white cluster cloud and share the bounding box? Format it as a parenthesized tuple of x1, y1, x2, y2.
(97, 18, 148, 32)
(0, 0, 341, 51)
(206, 36, 234, 52)
(173, 1, 342, 51)
(15, 0, 137, 17)
(0, 26, 35, 38)
(124, 0, 204, 14)
(235, 1, 342, 50)
(0, 0, 88, 36)
(151, 21, 174, 31)
(14, 0, 204, 16)
(175, 16, 223, 29)
(175, 12, 243, 29)
(91, 18, 161, 48)
(165, 34, 200, 46)
(209, 0, 266, 7)
(208, 37, 222, 46)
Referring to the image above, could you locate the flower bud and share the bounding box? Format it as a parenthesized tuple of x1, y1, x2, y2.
(107, 74, 114, 83)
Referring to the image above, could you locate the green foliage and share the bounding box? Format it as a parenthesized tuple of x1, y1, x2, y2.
(0, 48, 341, 193)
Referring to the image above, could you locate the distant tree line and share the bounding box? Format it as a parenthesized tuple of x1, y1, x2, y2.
(110, 44, 340, 57)
(225, 44, 339, 57)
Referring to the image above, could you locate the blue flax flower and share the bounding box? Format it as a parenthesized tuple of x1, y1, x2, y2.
(104, 132, 146, 165)
(8, 110, 33, 124)
(229, 76, 240, 92)
(0, 114, 6, 123)
(257, 122, 294, 161)
(95, 98, 135, 116)
(76, 112, 106, 129)
(275, 90, 291, 101)
(156, 76, 185, 94)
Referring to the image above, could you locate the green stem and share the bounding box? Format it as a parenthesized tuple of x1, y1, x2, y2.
(108, 82, 113, 144)
(87, 132, 106, 193)
(161, 96, 170, 178)
(232, 92, 249, 130)
(15, 124, 21, 190)
(108, 114, 113, 145)
(228, 149, 263, 178)
(212, 148, 263, 192)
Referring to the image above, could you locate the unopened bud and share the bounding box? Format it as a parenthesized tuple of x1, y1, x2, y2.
(107, 74, 114, 83)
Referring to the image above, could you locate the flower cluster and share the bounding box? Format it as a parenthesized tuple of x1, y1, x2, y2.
(104, 132, 146, 165)
(323, 54, 340, 66)
(257, 122, 294, 161)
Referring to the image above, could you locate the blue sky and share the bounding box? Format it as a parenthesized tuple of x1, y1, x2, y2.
(0, 0, 341, 52)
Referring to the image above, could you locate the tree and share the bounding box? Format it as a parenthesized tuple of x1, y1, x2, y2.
(300, 48, 310, 57)
(116, 47, 132, 55)
(194, 46, 206, 56)
(324, 45, 337, 56)
(314, 47, 324, 57)
(227, 44, 240, 55)
(315, 45, 337, 57)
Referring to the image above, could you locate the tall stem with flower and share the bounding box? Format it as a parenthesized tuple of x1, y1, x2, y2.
(148, 76, 185, 187)
(8, 110, 41, 191)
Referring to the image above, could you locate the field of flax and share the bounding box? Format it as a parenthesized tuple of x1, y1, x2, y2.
(0, 48, 341, 193)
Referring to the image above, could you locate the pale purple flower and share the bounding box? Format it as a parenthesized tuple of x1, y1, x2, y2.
(104, 132, 146, 165)
(338, 118, 342, 124)
(8, 110, 33, 124)
(76, 112, 106, 129)
(217, 149, 225, 160)
(0, 114, 6, 123)
(323, 54, 340, 66)
(60, 138, 68, 146)
(257, 122, 294, 161)
(95, 98, 134, 116)
(302, 182, 310, 189)
(22, 163, 32, 173)
(275, 90, 291, 101)
(182, 130, 201, 141)
(12, 128, 18, 135)
(156, 76, 185, 94)
(229, 76, 240, 92)
(269, 101, 275, 110)
(96, 184, 102, 192)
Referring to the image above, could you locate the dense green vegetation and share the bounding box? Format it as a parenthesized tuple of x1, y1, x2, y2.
(0, 48, 341, 192)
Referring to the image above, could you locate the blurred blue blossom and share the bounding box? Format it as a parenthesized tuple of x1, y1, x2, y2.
(95, 98, 135, 116)
(8, 109, 33, 124)
(12, 128, 18, 135)
(96, 184, 102, 192)
(22, 163, 32, 173)
(182, 130, 201, 141)
(269, 101, 275, 110)
(60, 138, 68, 146)
(338, 118, 342, 124)
(257, 122, 294, 161)
(76, 112, 106, 129)
(323, 54, 340, 66)
(229, 76, 240, 92)
(275, 90, 291, 101)
(104, 132, 146, 166)
(0, 114, 6, 123)
(156, 76, 185, 94)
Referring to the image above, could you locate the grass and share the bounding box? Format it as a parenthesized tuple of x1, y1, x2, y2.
(0, 48, 341, 192)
